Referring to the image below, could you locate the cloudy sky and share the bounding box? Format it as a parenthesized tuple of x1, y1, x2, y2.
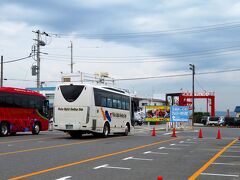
(0, 0, 240, 111)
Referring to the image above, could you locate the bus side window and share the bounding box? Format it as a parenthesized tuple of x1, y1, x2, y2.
(122, 101, 126, 110)
(101, 97, 107, 107)
(107, 98, 112, 108)
(126, 101, 130, 110)
(117, 100, 121, 109)
(6, 96, 14, 107)
(0, 96, 5, 107)
(113, 99, 118, 108)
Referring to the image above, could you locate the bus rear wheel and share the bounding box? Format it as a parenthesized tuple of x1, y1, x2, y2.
(32, 123, 40, 135)
(124, 124, 130, 136)
(0, 122, 9, 136)
(102, 123, 110, 137)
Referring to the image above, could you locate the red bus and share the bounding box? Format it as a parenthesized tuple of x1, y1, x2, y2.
(0, 87, 49, 136)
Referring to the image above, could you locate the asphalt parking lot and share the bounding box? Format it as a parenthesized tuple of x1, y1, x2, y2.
(0, 126, 239, 180)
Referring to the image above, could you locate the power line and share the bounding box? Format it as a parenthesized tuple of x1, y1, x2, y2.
(44, 45, 240, 61)
(51, 21, 240, 38)
(4, 67, 240, 83)
(114, 68, 240, 81)
(41, 49, 240, 64)
(3, 55, 32, 64)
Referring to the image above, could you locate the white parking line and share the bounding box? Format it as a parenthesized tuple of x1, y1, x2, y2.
(158, 147, 181, 150)
(228, 146, 240, 148)
(143, 151, 168, 155)
(56, 176, 72, 180)
(225, 150, 240, 153)
(220, 155, 240, 158)
(174, 144, 190, 147)
(212, 162, 240, 166)
(201, 173, 239, 177)
(93, 164, 131, 170)
(122, 156, 153, 161)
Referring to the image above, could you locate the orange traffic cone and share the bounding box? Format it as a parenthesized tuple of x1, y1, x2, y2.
(157, 176, 163, 180)
(198, 128, 203, 138)
(216, 129, 221, 139)
(171, 128, 177, 137)
(152, 127, 156, 136)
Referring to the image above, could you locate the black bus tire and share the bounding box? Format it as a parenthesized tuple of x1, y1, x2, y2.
(0, 122, 9, 136)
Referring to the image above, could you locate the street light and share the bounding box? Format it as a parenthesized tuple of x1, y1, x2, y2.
(189, 64, 195, 126)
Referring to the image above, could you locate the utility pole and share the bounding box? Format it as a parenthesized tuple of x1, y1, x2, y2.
(189, 64, 195, 126)
(32, 30, 48, 90)
(36, 30, 40, 89)
(0, 55, 3, 87)
(69, 41, 73, 73)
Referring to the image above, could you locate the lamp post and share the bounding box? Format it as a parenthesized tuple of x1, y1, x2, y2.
(189, 64, 195, 126)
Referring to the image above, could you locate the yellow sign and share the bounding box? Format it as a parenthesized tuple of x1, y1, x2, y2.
(145, 106, 170, 122)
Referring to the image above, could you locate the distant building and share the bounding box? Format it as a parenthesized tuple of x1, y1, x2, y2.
(132, 96, 166, 111)
(234, 106, 240, 117)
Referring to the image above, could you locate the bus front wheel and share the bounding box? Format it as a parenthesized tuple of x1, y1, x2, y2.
(0, 122, 9, 136)
(32, 123, 40, 135)
(102, 123, 110, 137)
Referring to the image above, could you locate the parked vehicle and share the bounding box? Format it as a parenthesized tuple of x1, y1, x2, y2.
(206, 116, 224, 126)
(133, 111, 144, 126)
(201, 116, 209, 125)
(224, 117, 240, 126)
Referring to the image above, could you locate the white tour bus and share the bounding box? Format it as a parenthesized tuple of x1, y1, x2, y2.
(53, 83, 133, 138)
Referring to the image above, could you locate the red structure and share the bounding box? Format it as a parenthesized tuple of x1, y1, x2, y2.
(166, 92, 215, 116)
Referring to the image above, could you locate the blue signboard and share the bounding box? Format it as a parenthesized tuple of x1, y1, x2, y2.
(170, 106, 189, 122)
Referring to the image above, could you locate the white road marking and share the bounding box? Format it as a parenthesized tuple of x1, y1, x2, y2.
(201, 173, 239, 177)
(174, 144, 190, 147)
(122, 156, 153, 161)
(170, 144, 176, 146)
(163, 132, 172, 135)
(212, 163, 240, 166)
(93, 164, 130, 170)
(228, 146, 240, 148)
(179, 141, 184, 143)
(187, 139, 192, 141)
(226, 150, 240, 153)
(56, 176, 72, 180)
(220, 155, 240, 158)
(158, 147, 181, 150)
(143, 151, 168, 155)
(7, 144, 13, 147)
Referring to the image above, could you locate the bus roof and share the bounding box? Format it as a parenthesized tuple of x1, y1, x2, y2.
(57, 83, 130, 96)
(0, 87, 45, 97)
